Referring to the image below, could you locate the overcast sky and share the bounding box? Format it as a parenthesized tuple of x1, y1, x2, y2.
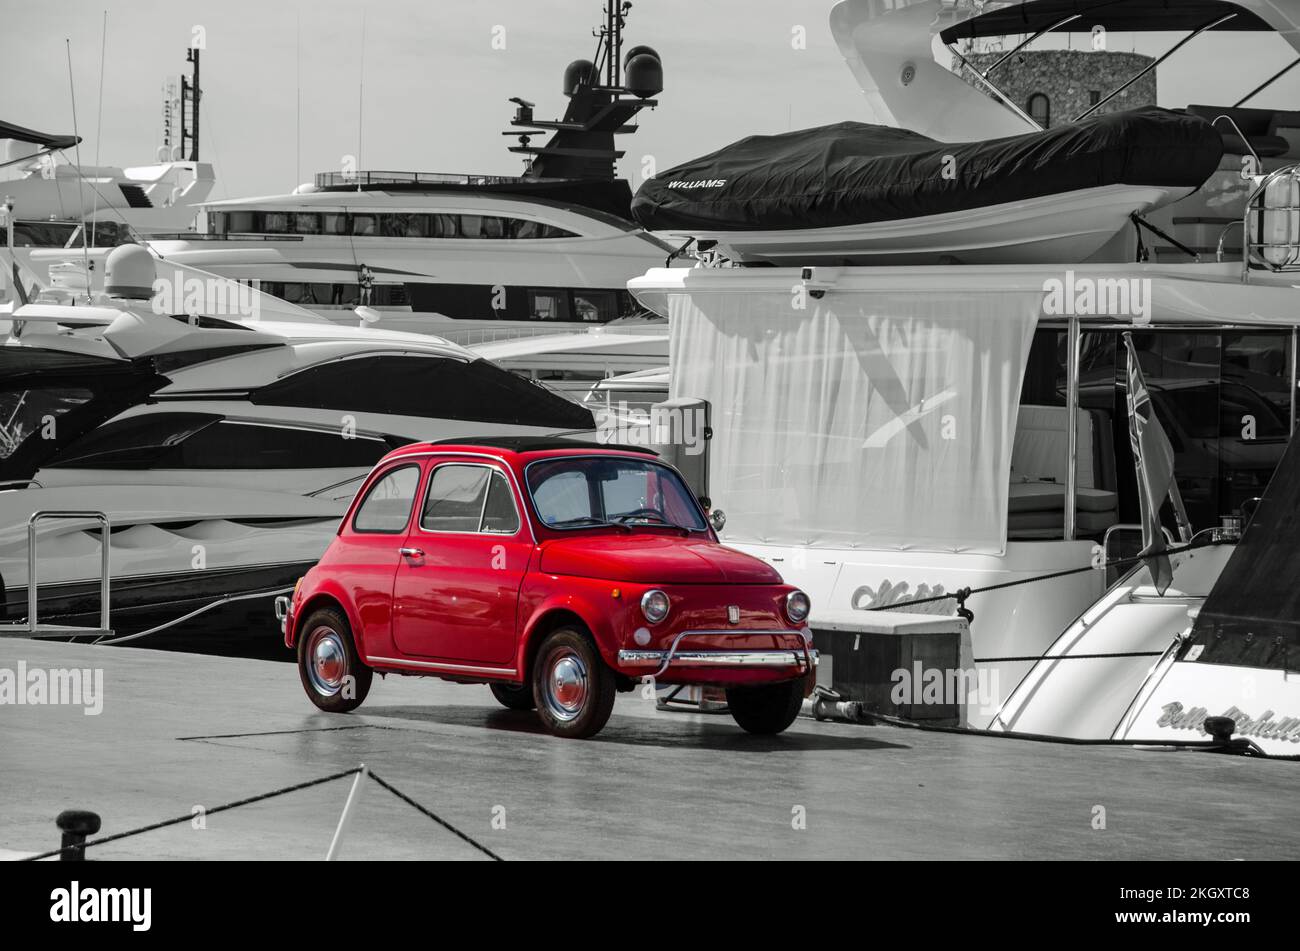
(5, 0, 1300, 200)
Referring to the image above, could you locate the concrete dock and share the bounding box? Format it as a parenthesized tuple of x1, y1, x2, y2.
(2, 639, 1297, 860)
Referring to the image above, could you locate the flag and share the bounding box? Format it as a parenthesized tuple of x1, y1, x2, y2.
(1123, 333, 1191, 595)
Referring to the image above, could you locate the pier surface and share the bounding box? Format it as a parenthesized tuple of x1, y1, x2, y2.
(2, 639, 1296, 860)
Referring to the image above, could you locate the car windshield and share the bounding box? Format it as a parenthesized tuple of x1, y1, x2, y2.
(526, 456, 707, 532)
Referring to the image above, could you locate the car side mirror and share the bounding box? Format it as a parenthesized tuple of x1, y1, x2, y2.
(709, 509, 726, 533)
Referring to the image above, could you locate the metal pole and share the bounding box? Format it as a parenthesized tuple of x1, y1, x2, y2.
(1065, 318, 1082, 541)
(1236, 55, 1300, 107)
(947, 44, 1042, 130)
(26, 519, 37, 634)
(1075, 13, 1238, 123)
(100, 519, 111, 634)
(325, 765, 368, 861)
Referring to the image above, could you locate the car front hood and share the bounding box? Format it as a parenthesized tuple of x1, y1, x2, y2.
(538, 534, 782, 585)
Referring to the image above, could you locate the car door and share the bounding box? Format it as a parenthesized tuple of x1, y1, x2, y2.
(338, 461, 424, 656)
(391, 460, 532, 667)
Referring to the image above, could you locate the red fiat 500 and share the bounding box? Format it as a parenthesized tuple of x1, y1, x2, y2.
(280, 438, 815, 739)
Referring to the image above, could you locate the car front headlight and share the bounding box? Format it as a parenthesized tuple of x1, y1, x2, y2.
(785, 590, 810, 624)
(641, 589, 671, 624)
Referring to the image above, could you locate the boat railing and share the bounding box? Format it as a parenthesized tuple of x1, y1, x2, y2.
(313, 170, 527, 189)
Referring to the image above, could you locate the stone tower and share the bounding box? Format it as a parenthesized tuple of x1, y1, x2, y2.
(955, 49, 1158, 129)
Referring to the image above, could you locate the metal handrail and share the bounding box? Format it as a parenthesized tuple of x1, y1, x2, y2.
(0, 511, 111, 637)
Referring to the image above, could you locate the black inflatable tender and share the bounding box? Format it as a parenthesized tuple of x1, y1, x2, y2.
(631, 107, 1223, 232)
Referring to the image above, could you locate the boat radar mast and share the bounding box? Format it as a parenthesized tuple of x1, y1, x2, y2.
(507, 1, 663, 182)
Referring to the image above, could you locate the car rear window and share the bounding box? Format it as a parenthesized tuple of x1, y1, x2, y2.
(352, 464, 420, 533)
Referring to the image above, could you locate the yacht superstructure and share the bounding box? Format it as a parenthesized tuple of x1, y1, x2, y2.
(142, 3, 673, 346)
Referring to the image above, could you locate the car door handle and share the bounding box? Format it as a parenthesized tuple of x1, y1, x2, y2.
(399, 547, 425, 558)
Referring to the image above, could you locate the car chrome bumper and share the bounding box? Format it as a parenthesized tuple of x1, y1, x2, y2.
(618, 630, 816, 678)
(274, 595, 291, 635)
(618, 648, 819, 668)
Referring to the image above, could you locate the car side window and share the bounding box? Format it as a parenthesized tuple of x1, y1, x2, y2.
(352, 464, 420, 533)
(481, 471, 520, 534)
(421, 464, 521, 534)
(422, 464, 490, 532)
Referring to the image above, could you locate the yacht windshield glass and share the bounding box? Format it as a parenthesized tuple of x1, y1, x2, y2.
(526, 457, 706, 531)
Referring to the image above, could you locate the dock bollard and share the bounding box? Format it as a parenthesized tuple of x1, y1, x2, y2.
(56, 810, 101, 861)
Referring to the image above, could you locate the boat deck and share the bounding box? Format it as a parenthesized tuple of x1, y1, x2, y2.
(2, 639, 1296, 861)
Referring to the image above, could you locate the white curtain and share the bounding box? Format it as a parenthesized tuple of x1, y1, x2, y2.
(668, 288, 1040, 554)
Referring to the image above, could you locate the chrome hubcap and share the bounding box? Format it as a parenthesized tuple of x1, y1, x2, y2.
(543, 649, 588, 722)
(307, 627, 347, 697)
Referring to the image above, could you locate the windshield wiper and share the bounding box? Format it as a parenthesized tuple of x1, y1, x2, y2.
(610, 514, 692, 536)
(547, 516, 631, 533)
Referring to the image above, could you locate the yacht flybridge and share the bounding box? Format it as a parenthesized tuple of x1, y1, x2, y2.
(628, 0, 1300, 754)
(142, 3, 673, 345)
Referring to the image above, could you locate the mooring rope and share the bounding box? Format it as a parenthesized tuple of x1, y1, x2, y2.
(864, 542, 1203, 620)
(21, 765, 504, 861)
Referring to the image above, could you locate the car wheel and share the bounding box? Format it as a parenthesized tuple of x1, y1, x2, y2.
(297, 606, 372, 713)
(490, 682, 536, 711)
(533, 627, 616, 739)
(725, 680, 804, 735)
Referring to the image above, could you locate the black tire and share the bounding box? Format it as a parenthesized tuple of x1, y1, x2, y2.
(297, 606, 372, 713)
(726, 680, 804, 735)
(490, 682, 536, 711)
(532, 627, 616, 739)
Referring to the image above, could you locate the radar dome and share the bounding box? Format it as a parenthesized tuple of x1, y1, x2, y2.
(623, 48, 663, 99)
(103, 245, 157, 300)
(563, 59, 597, 96)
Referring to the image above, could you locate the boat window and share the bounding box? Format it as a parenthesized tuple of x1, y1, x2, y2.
(379, 213, 427, 238)
(207, 212, 227, 235)
(573, 290, 619, 323)
(429, 214, 459, 238)
(250, 355, 595, 430)
(528, 289, 572, 321)
(351, 214, 377, 236)
(262, 212, 293, 234)
(420, 464, 491, 532)
(323, 213, 349, 235)
(352, 464, 421, 534)
(226, 211, 257, 233)
(293, 213, 322, 235)
(44, 414, 390, 470)
(43, 413, 220, 469)
(1017, 327, 1294, 538)
(1028, 93, 1050, 129)
(0, 388, 95, 461)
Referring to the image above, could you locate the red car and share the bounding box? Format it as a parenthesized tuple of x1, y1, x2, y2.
(279, 438, 815, 739)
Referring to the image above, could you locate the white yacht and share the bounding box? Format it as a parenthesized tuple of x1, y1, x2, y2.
(0, 246, 593, 640)
(629, 0, 1300, 755)
(143, 3, 674, 347)
(2, 51, 213, 245)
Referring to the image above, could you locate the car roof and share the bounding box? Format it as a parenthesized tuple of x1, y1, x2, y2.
(395, 436, 659, 458)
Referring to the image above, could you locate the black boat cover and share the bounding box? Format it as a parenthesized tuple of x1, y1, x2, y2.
(631, 107, 1223, 233)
